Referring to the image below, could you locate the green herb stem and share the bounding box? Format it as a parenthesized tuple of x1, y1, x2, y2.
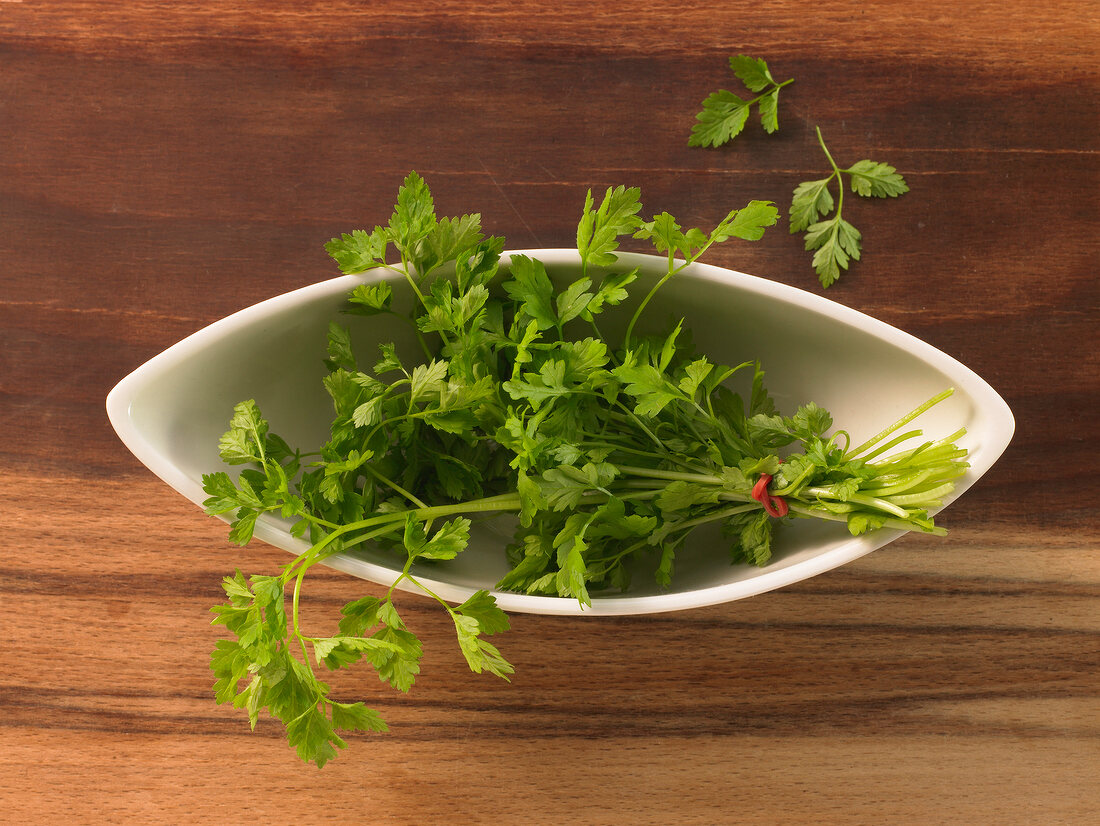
(363, 464, 429, 510)
(845, 388, 955, 460)
(815, 126, 843, 212)
(786, 502, 948, 536)
(616, 464, 724, 486)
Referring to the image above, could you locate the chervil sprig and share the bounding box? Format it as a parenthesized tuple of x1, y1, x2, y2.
(626, 200, 779, 346)
(791, 127, 910, 287)
(205, 430, 518, 767)
(689, 55, 794, 147)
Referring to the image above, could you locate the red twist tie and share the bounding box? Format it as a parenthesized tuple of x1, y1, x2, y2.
(751, 472, 789, 518)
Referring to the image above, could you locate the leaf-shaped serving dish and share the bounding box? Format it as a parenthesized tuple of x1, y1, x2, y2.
(107, 251, 1013, 616)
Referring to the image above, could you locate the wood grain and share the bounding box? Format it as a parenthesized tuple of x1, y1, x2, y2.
(2, 1, 1098, 823)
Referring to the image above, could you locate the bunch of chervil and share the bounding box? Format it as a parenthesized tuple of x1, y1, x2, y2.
(203, 173, 967, 765)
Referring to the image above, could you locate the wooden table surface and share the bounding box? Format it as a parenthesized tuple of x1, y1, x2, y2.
(2, 2, 1097, 823)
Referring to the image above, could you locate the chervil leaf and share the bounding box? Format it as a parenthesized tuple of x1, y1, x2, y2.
(711, 200, 780, 242)
(456, 284, 490, 327)
(635, 212, 687, 257)
(202, 472, 243, 515)
(368, 625, 422, 693)
(210, 638, 252, 705)
(322, 368, 361, 418)
(377, 601, 407, 631)
(456, 235, 505, 291)
(453, 614, 515, 679)
(689, 56, 792, 146)
(555, 277, 595, 325)
(555, 535, 591, 607)
(346, 281, 393, 316)
(325, 322, 357, 372)
(846, 160, 909, 198)
(689, 90, 751, 148)
(422, 405, 479, 437)
(331, 701, 388, 734)
(656, 481, 722, 517)
(373, 342, 404, 375)
(318, 474, 345, 505)
(325, 227, 389, 274)
(582, 267, 638, 319)
(539, 462, 618, 510)
(747, 413, 796, 449)
(352, 395, 384, 429)
(217, 568, 253, 606)
(337, 596, 383, 637)
(790, 177, 836, 233)
(576, 185, 643, 270)
(804, 215, 862, 288)
(263, 655, 315, 722)
(388, 171, 436, 252)
(719, 465, 750, 493)
(218, 399, 269, 464)
(729, 54, 775, 92)
(759, 88, 780, 133)
(559, 337, 609, 378)
(585, 496, 656, 541)
(503, 254, 558, 331)
(416, 213, 484, 274)
(503, 361, 570, 409)
(655, 544, 677, 587)
(322, 448, 373, 477)
(678, 357, 714, 400)
(787, 402, 833, 440)
(804, 437, 845, 470)
(740, 454, 781, 479)
(417, 517, 471, 561)
(733, 510, 774, 565)
(228, 508, 260, 545)
(455, 589, 511, 635)
(430, 450, 483, 498)
(417, 279, 459, 335)
(819, 478, 861, 502)
(402, 514, 428, 556)
(848, 512, 887, 535)
(772, 453, 816, 491)
(408, 359, 449, 403)
(496, 536, 553, 593)
(612, 361, 681, 418)
(285, 706, 343, 768)
(513, 469, 544, 528)
(313, 635, 404, 670)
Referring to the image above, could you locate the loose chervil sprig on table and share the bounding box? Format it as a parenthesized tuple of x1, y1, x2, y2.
(202, 173, 966, 766)
(688, 56, 911, 289)
(688, 54, 795, 146)
(790, 126, 911, 287)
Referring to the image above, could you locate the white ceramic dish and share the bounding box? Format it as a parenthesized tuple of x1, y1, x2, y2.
(106, 250, 1013, 616)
